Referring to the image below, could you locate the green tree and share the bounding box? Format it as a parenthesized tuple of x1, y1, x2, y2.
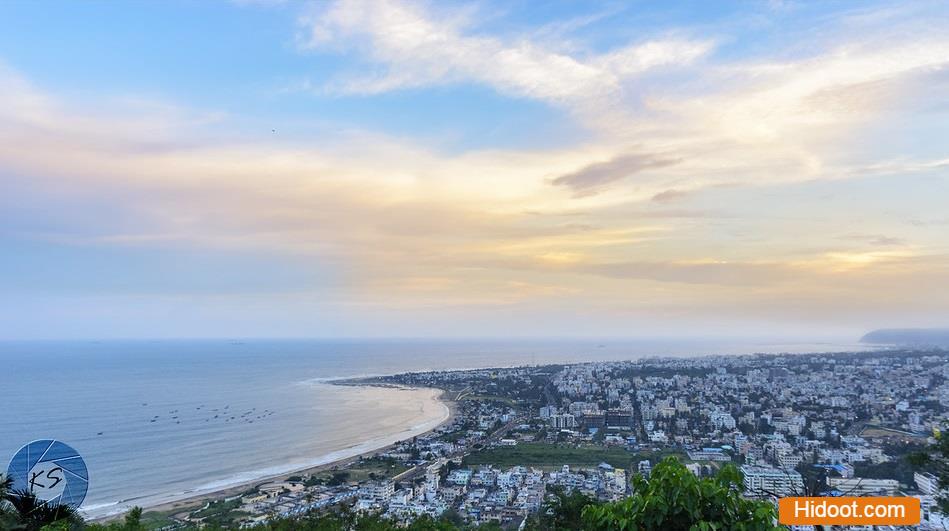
(909, 432, 949, 512)
(581, 457, 781, 530)
(3, 489, 83, 531)
(1, 475, 18, 530)
(526, 486, 597, 530)
(327, 471, 351, 486)
(121, 506, 143, 529)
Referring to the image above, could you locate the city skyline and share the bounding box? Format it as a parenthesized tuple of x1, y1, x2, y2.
(2, 0, 948, 339)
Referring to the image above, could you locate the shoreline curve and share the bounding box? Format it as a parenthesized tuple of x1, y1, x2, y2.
(87, 385, 453, 521)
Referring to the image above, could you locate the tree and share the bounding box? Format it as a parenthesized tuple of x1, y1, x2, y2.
(908, 432, 949, 512)
(526, 486, 597, 530)
(440, 509, 465, 527)
(84, 507, 146, 531)
(3, 489, 83, 531)
(439, 461, 460, 483)
(592, 429, 606, 443)
(0, 475, 17, 530)
(580, 457, 781, 530)
(121, 506, 144, 530)
(328, 471, 351, 486)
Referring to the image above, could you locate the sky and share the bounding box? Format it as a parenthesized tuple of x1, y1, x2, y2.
(1, 0, 948, 340)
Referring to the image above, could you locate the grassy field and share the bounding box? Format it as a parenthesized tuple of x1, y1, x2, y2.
(463, 443, 657, 470)
(189, 498, 250, 527)
(309, 456, 410, 484)
(138, 498, 244, 530)
(139, 502, 204, 530)
(462, 394, 519, 406)
(139, 509, 189, 530)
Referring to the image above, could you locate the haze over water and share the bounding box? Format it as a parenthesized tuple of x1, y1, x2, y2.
(2, 338, 867, 516)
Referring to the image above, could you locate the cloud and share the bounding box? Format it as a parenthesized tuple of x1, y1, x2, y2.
(298, 1, 949, 219)
(847, 157, 949, 177)
(581, 260, 797, 286)
(651, 189, 690, 203)
(293, 0, 949, 206)
(298, 0, 713, 113)
(837, 233, 908, 247)
(551, 154, 682, 197)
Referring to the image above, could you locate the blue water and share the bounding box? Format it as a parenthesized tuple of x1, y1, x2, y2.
(0, 338, 865, 516)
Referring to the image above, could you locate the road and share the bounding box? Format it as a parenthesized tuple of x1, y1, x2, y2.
(391, 404, 524, 484)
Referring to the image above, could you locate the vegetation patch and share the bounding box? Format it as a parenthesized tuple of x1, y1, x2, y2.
(464, 443, 669, 470)
(310, 456, 409, 484)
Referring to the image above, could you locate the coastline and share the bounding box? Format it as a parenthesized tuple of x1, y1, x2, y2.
(80, 345, 872, 523)
(90, 385, 456, 522)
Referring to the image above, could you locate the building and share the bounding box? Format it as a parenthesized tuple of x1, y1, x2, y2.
(605, 409, 633, 428)
(775, 452, 803, 470)
(741, 465, 804, 497)
(550, 413, 577, 429)
(710, 412, 737, 430)
(915, 471, 942, 496)
(447, 469, 472, 486)
(687, 448, 732, 462)
(613, 468, 627, 493)
(828, 477, 899, 496)
(583, 413, 606, 429)
(568, 402, 599, 415)
(647, 430, 668, 443)
(637, 460, 652, 478)
(358, 481, 395, 509)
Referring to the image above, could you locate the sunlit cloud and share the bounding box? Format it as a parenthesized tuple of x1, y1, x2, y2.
(1, 0, 949, 337)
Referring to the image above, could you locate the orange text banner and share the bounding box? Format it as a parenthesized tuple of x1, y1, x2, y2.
(779, 496, 920, 526)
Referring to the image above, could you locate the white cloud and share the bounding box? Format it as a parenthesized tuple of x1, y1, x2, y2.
(298, 0, 713, 111)
(294, 0, 949, 199)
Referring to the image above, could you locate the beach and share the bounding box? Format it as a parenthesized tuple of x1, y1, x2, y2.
(90, 386, 455, 522)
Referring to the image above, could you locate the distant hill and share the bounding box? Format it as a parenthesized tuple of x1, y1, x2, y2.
(861, 328, 949, 346)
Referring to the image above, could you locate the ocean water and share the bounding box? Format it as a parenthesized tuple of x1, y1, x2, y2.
(1, 338, 866, 517)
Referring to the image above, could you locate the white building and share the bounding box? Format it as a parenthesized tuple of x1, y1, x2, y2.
(828, 477, 899, 496)
(741, 465, 804, 497)
(638, 460, 652, 478)
(360, 481, 395, 502)
(915, 471, 942, 496)
(710, 412, 737, 430)
(550, 413, 577, 429)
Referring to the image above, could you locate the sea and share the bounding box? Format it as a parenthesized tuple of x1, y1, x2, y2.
(1, 338, 869, 517)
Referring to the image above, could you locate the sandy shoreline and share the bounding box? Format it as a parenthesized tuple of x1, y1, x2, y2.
(90, 385, 456, 522)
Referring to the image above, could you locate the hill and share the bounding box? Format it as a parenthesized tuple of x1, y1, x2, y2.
(861, 328, 949, 346)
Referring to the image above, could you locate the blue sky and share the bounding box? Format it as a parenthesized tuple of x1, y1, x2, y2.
(1, 0, 948, 339)
(0, 0, 582, 152)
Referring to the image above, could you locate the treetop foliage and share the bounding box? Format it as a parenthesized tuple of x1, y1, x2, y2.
(580, 457, 780, 531)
